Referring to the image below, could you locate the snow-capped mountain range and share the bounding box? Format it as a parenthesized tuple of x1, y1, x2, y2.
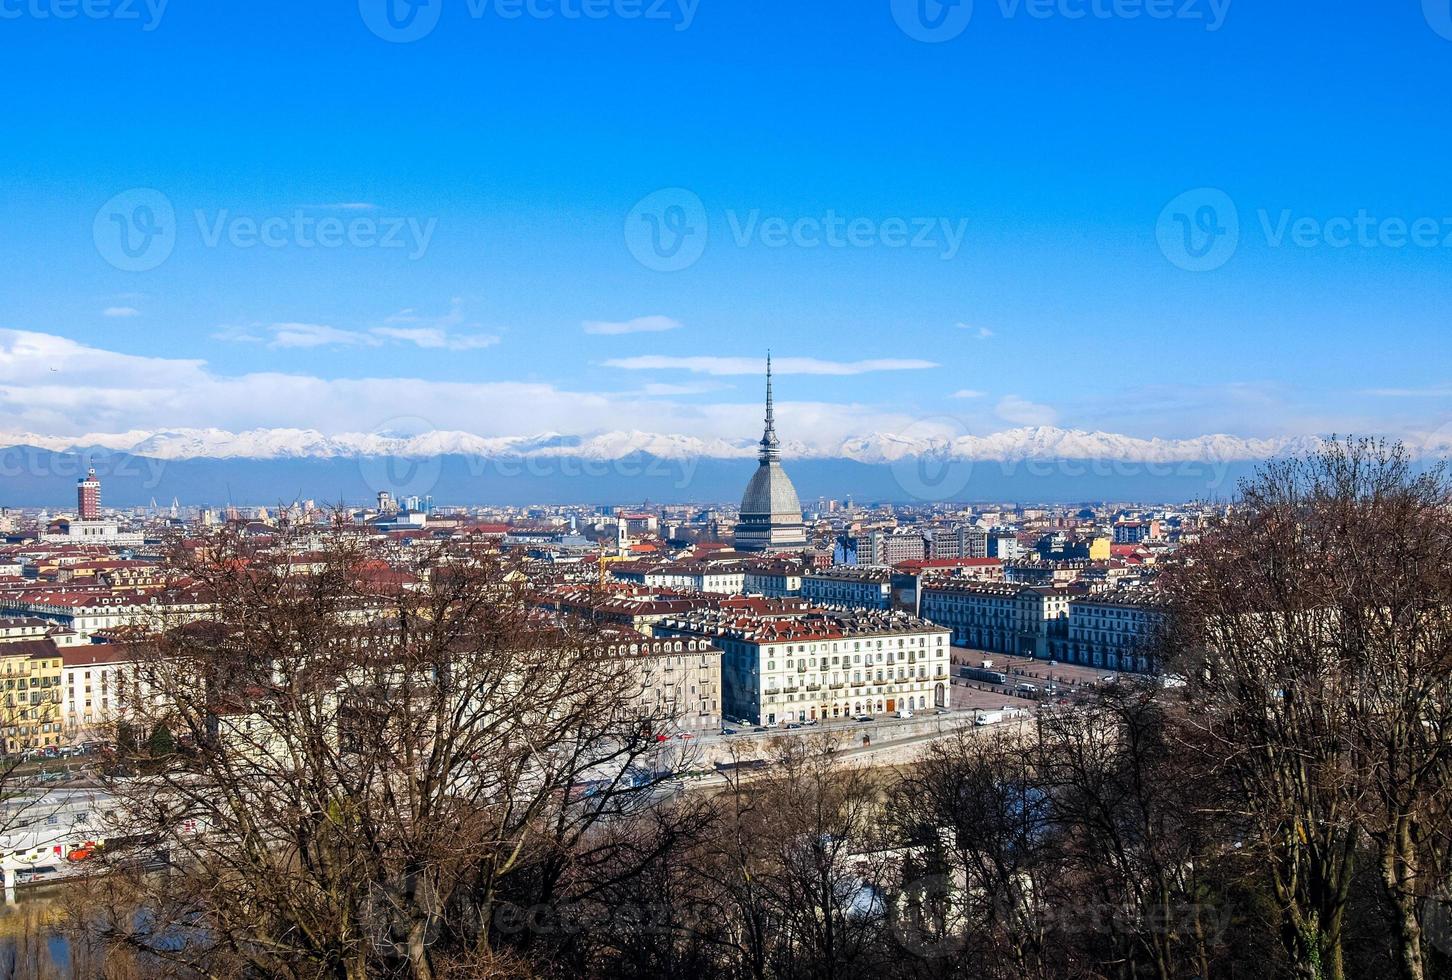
(0, 426, 1337, 463)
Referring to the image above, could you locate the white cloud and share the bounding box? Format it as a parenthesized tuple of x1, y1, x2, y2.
(957, 323, 994, 339)
(583, 315, 682, 336)
(103, 307, 140, 318)
(1360, 386, 1452, 398)
(637, 381, 731, 396)
(0, 328, 921, 448)
(214, 301, 501, 352)
(0, 328, 1399, 459)
(267, 323, 379, 349)
(995, 395, 1059, 427)
(210, 326, 264, 344)
(604, 356, 938, 376)
(371, 327, 500, 351)
(950, 389, 985, 399)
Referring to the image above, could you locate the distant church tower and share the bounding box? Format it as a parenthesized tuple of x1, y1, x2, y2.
(734, 355, 808, 552)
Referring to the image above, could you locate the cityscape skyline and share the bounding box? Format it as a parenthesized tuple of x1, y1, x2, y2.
(3, 6, 1451, 976)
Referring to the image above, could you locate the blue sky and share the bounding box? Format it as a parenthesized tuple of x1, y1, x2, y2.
(1, 0, 1450, 452)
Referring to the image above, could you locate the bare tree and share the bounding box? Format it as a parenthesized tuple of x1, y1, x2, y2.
(94, 522, 695, 979)
(888, 728, 1054, 980)
(680, 736, 890, 980)
(1036, 683, 1223, 980)
(1161, 438, 1452, 980)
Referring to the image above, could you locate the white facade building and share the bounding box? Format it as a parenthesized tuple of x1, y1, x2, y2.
(919, 581, 1071, 659)
(800, 566, 893, 610)
(656, 609, 950, 727)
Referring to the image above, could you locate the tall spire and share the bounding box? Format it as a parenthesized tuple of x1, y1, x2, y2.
(759, 351, 780, 462)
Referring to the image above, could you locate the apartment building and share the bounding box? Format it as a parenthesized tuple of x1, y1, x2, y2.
(599, 634, 723, 733)
(801, 566, 893, 610)
(610, 561, 746, 595)
(0, 637, 64, 753)
(741, 559, 807, 598)
(1053, 591, 1165, 673)
(61, 646, 143, 741)
(918, 580, 1071, 659)
(655, 608, 950, 726)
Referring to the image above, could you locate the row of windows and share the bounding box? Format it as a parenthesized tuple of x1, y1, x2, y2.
(764, 665, 946, 689)
(778, 635, 943, 655)
(3, 677, 58, 689)
(769, 651, 947, 671)
(764, 693, 940, 724)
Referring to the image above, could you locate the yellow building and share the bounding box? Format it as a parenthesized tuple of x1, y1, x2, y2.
(1087, 536, 1111, 562)
(0, 639, 65, 754)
